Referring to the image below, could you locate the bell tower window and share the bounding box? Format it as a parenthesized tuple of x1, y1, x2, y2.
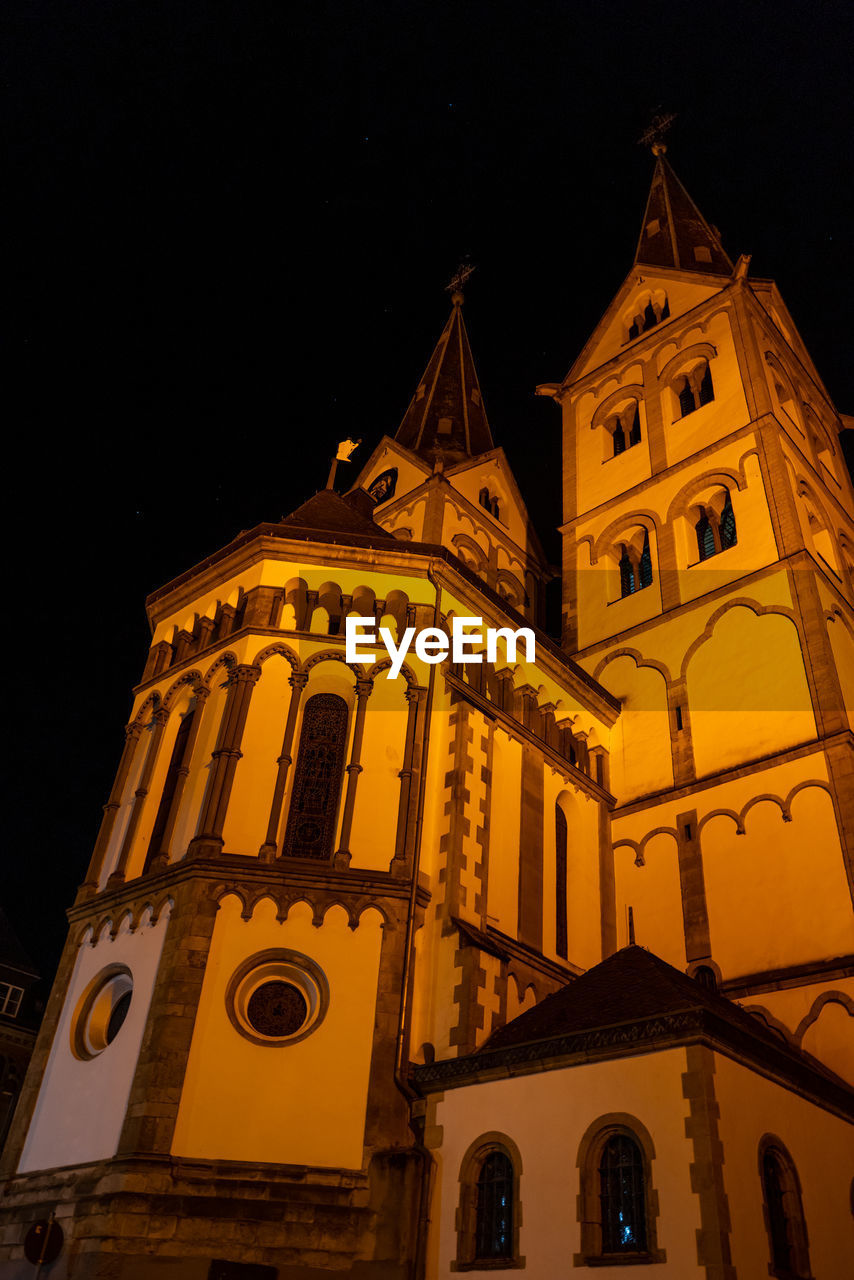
(619, 547, 635, 597)
(617, 528, 654, 599)
(625, 291, 669, 342)
(606, 400, 643, 458)
(691, 490, 737, 563)
(674, 360, 715, 419)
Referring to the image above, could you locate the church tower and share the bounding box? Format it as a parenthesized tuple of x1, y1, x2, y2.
(0, 288, 620, 1278)
(541, 147, 854, 1077)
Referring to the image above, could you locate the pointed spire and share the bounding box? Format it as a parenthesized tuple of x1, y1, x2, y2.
(635, 154, 732, 276)
(395, 291, 494, 460)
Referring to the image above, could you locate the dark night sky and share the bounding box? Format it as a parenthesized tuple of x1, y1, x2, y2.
(5, 0, 853, 977)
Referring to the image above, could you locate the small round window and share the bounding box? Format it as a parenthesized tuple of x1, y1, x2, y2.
(226, 950, 328, 1047)
(72, 967, 134, 1060)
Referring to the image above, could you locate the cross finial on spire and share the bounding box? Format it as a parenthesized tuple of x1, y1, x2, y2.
(638, 109, 677, 156)
(445, 260, 476, 306)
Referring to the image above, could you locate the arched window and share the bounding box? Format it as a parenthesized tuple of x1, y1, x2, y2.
(607, 401, 642, 457)
(555, 804, 568, 959)
(693, 965, 718, 991)
(144, 704, 196, 871)
(456, 1135, 523, 1269)
(475, 1151, 514, 1261)
(619, 547, 635, 597)
(600, 1133, 647, 1252)
(674, 360, 715, 418)
(638, 532, 653, 589)
(617, 530, 654, 599)
(719, 491, 737, 549)
(629, 404, 642, 447)
(625, 292, 669, 342)
(283, 693, 349, 859)
(696, 508, 716, 561)
(575, 1117, 664, 1266)
(760, 1141, 811, 1278)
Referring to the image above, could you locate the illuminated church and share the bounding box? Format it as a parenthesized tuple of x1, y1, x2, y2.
(1, 152, 852, 1279)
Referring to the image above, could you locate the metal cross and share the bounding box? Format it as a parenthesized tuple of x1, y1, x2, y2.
(638, 110, 677, 155)
(445, 260, 476, 294)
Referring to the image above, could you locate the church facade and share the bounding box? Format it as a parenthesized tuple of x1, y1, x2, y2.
(1, 155, 852, 1279)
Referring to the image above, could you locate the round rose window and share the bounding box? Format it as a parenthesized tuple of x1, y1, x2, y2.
(226, 950, 328, 1047)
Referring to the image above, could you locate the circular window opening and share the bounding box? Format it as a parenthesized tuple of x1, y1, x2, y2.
(247, 981, 308, 1037)
(226, 950, 329, 1047)
(72, 967, 134, 1060)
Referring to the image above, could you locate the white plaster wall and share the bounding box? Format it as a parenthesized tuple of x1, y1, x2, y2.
(18, 907, 171, 1172)
(430, 1048, 702, 1278)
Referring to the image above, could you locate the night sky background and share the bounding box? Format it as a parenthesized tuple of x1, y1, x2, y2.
(6, 0, 854, 980)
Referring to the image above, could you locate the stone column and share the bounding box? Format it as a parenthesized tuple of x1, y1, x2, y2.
(79, 720, 144, 897)
(334, 678, 373, 867)
(391, 686, 428, 873)
(117, 881, 219, 1158)
(189, 663, 261, 858)
(260, 670, 308, 860)
(147, 686, 210, 871)
(108, 708, 169, 886)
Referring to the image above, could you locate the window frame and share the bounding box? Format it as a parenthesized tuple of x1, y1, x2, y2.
(575, 1115, 666, 1267)
(758, 1136, 813, 1280)
(453, 1133, 525, 1271)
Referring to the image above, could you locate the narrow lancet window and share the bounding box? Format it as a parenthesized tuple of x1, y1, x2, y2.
(638, 532, 653, 588)
(555, 804, 568, 959)
(696, 510, 716, 561)
(719, 491, 737, 549)
(283, 693, 349, 859)
(629, 404, 641, 447)
(619, 547, 635, 597)
(144, 706, 195, 871)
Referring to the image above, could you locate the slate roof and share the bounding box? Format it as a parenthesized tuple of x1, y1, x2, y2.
(280, 487, 395, 539)
(635, 156, 733, 276)
(484, 945, 771, 1049)
(395, 294, 494, 460)
(412, 946, 854, 1119)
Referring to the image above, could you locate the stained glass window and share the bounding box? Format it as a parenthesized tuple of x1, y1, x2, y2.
(599, 1133, 647, 1253)
(475, 1151, 514, 1260)
(283, 693, 349, 859)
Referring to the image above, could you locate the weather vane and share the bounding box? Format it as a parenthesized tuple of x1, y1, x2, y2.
(638, 110, 677, 156)
(445, 259, 476, 301)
